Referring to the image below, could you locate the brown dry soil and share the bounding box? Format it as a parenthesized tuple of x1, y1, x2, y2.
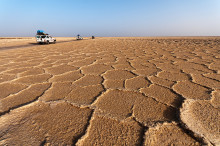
(0, 37, 219, 145)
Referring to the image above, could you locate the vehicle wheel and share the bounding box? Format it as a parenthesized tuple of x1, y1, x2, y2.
(47, 41, 49, 44)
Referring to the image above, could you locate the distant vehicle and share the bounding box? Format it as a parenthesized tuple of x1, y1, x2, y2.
(76, 34, 83, 40)
(35, 30, 56, 44)
(92, 36, 95, 39)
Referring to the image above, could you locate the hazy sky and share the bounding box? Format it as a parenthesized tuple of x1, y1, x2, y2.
(0, 0, 220, 37)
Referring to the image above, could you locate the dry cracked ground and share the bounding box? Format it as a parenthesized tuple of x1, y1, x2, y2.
(0, 37, 219, 145)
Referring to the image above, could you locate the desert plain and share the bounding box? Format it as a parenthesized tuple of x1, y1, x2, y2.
(0, 37, 219, 145)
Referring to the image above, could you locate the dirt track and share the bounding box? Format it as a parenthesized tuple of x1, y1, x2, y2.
(0, 37, 219, 145)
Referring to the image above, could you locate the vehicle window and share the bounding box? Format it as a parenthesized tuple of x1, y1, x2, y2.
(41, 36, 46, 38)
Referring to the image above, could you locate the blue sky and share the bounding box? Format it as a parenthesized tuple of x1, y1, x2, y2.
(0, 0, 220, 37)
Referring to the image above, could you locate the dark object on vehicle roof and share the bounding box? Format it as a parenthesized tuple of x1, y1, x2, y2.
(37, 30, 48, 35)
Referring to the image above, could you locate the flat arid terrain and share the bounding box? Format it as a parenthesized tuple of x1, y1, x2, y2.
(0, 37, 219, 145)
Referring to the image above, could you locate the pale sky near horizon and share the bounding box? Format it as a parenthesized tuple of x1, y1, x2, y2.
(0, 0, 220, 37)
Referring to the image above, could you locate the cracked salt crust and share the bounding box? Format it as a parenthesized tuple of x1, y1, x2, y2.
(0, 37, 219, 145)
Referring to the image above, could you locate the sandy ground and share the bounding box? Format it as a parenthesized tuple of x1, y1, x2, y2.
(0, 37, 219, 145)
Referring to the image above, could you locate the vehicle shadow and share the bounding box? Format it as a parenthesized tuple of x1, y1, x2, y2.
(0, 44, 35, 51)
(28, 43, 39, 45)
(0, 39, 91, 51)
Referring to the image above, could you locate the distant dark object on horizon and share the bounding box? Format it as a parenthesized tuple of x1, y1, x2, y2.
(92, 36, 95, 39)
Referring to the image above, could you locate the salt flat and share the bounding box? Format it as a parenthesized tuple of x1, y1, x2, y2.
(0, 37, 219, 145)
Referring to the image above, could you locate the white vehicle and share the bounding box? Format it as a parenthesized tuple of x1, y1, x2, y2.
(76, 34, 83, 40)
(36, 35, 56, 44)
